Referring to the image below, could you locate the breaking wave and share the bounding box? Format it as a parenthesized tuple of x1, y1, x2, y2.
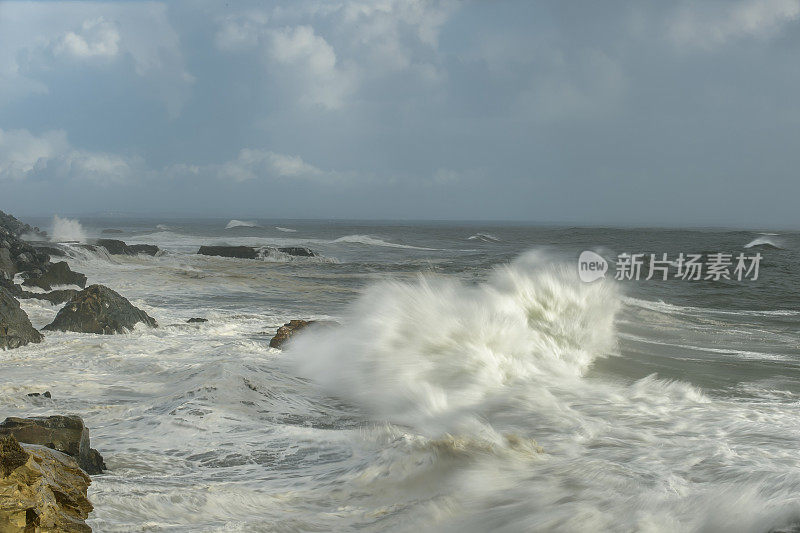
(225, 219, 261, 229)
(288, 251, 618, 435)
(467, 232, 501, 243)
(275, 227, 297, 233)
(332, 234, 437, 251)
(744, 236, 784, 249)
(50, 215, 87, 243)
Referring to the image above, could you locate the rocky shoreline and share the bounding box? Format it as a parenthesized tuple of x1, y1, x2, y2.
(0, 209, 321, 530)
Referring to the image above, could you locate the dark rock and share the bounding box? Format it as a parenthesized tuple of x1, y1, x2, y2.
(22, 261, 87, 291)
(44, 284, 157, 334)
(0, 434, 29, 477)
(198, 245, 259, 259)
(101, 229, 124, 234)
(128, 244, 160, 256)
(95, 238, 133, 255)
(269, 319, 313, 348)
(0, 288, 43, 350)
(21, 289, 79, 305)
(26, 391, 52, 399)
(197, 245, 317, 260)
(277, 246, 316, 257)
(30, 244, 67, 257)
(0, 415, 106, 475)
(187, 317, 208, 323)
(0, 247, 14, 279)
(0, 210, 41, 238)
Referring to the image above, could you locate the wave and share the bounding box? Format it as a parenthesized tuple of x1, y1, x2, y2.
(332, 234, 438, 251)
(50, 215, 87, 243)
(744, 236, 784, 249)
(287, 251, 619, 436)
(275, 227, 297, 233)
(467, 233, 501, 243)
(225, 219, 261, 229)
(156, 224, 174, 231)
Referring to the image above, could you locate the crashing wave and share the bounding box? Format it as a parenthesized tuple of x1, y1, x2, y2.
(50, 215, 87, 243)
(287, 251, 618, 436)
(225, 220, 261, 229)
(332, 234, 437, 251)
(744, 236, 784, 250)
(275, 227, 297, 233)
(467, 233, 501, 243)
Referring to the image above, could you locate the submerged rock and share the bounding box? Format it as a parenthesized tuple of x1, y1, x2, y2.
(269, 319, 313, 348)
(128, 244, 160, 256)
(0, 416, 106, 475)
(187, 317, 208, 323)
(197, 245, 258, 259)
(276, 246, 316, 257)
(0, 288, 43, 350)
(198, 245, 317, 260)
(0, 434, 93, 532)
(43, 284, 157, 334)
(22, 261, 87, 291)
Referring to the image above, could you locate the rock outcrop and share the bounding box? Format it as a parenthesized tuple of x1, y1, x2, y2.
(269, 320, 313, 348)
(21, 261, 87, 291)
(0, 416, 105, 475)
(0, 227, 50, 280)
(0, 434, 93, 532)
(94, 239, 160, 256)
(94, 239, 130, 255)
(128, 244, 160, 256)
(198, 245, 317, 260)
(43, 284, 157, 334)
(198, 245, 258, 259)
(0, 288, 43, 350)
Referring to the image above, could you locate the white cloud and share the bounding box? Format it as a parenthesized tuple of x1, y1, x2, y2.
(0, 2, 192, 116)
(217, 148, 336, 182)
(215, 12, 269, 51)
(267, 25, 357, 110)
(668, 0, 800, 49)
(53, 17, 120, 59)
(0, 128, 136, 184)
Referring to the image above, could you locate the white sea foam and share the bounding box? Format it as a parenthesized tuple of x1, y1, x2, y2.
(50, 215, 87, 243)
(275, 226, 297, 233)
(467, 232, 501, 242)
(332, 234, 437, 250)
(745, 235, 784, 249)
(225, 219, 260, 229)
(288, 251, 619, 435)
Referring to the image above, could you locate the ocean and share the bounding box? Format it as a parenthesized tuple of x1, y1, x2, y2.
(2, 217, 799, 532)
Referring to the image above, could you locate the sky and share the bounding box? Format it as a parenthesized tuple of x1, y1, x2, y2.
(1, 0, 799, 227)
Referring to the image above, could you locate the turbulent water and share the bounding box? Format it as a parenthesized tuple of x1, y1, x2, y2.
(2, 218, 800, 532)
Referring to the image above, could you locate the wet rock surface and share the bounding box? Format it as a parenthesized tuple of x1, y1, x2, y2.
(0, 288, 43, 350)
(0, 434, 93, 532)
(43, 284, 157, 334)
(0, 416, 106, 475)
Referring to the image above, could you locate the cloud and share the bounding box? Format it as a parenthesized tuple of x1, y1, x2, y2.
(217, 148, 342, 183)
(0, 128, 137, 184)
(214, 12, 269, 51)
(667, 0, 800, 49)
(266, 25, 356, 109)
(52, 17, 120, 59)
(0, 2, 193, 116)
